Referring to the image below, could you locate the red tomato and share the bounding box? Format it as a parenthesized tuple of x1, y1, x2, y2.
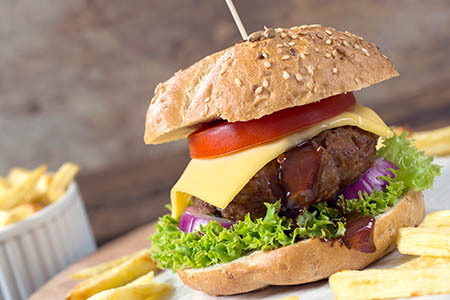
(188, 93, 356, 158)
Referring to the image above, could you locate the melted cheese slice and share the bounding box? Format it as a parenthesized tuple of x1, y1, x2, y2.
(171, 104, 391, 218)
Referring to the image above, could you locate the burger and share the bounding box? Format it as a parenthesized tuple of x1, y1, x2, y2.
(145, 25, 440, 295)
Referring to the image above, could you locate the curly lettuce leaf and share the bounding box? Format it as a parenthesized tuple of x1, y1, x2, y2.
(294, 202, 346, 240)
(151, 131, 440, 271)
(337, 132, 441, 216)
(151, 202, 295, 270)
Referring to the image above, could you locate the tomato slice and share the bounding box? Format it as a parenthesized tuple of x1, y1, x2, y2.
(188, 93, 356, 159)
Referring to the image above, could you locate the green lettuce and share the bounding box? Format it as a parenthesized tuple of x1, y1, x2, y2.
(150, 132, 440, 271)
(337, 132, 441, 216)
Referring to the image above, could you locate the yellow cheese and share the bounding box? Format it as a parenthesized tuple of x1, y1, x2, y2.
(171, 104, 391, 218)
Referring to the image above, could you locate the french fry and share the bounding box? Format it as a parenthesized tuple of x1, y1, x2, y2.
(128, 271, 154, 285)
(411, 125, 450, 156)
(86, 282, 172, 300)
(0, 203, 44, 228)
(48, 162, 79, 203)
(420, 210, 450, 228)
(0, 165, 47, 210)
(397, 227, 450, 257)
(396, 256, 450, 269)
(392, 125, 450, 156)
(0, 210, 12, 227)
(66, 249, 158, 300)
(277, 297, 300, 300)
(329, 263, 450, 300)
(72, 252, 138, 280)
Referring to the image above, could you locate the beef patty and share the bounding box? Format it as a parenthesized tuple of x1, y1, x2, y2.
(192, 126, 378, 221)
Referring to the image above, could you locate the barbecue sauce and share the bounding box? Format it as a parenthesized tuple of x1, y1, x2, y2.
(278, 143, 323, 218)
(343, 216, 376, 253)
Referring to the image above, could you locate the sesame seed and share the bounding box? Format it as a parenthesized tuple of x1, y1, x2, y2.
(325, 39, 332, 45)
(262, 78, 269, 88)
(382, 54, 388, 59)
(314, 47, 319, 53)
(217, 91, 223, 96)
(290, 26, 297, 31)
(204, 97, 211, 103)
(288, 42, 295, 46)
(275, 28, 283, 33)
(277, 44, 284, 48)
(264, 61, 271, 68)
(299, 30, 307, 35)
(343, 40, 351, 48)
(295, 73, 302, 82)
(234, 78, 242, 87)
(344, 31, 352, 37)
(354, 77, 359, 84)
(307, 65, 313, 75)
(220, 68, 226, 75)
(316, 33, 324, 39)
(203, 106, 209, 115)
(354, 43, 360, 49)
(281, 32, 287, 39)
(325, 29, 333, 35)
(248, 31, 263, 42)
(281, 55, 290, 60)
(332, 49, 337, 58)
(332, 67, 337, 74)
(283, 71, 290, 79)
(299, 52, 306, 59)
(306, 81, 314, 91)
(291, 33, 298, 39)
(263, 28, 275, 39)
(277, 49, 283, 54)
(336, 47, 346, 56)
(254, 95, 268, 104)
(250, 43, 257, 48)
(313, 86, 319, 93)
(325, 53, 332, 58)
(361, 47, 370, 56)
(255, 86, 264, 95)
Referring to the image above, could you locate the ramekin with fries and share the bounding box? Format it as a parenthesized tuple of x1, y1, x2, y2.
(0, 162, 97, 300)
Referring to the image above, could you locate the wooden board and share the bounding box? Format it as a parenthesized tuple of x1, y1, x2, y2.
(28, 222, 157, 300)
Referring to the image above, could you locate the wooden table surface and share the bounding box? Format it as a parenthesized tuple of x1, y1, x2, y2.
(29, 222, 157, 300)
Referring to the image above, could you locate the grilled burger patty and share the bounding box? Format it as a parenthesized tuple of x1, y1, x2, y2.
(192, 126, 378, 221)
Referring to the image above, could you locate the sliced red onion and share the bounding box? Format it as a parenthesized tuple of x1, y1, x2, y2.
(340, 157, 398, 200)
(178, 206, 235, 233)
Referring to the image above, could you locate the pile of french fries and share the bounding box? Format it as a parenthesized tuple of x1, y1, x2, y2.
(329, 210, 450, 300)
(67, 249, 172, 300)
(393, 125, 450, 156)
(0, 162, 79, 229)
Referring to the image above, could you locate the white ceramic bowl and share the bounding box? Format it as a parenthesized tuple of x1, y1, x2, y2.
(0, 182, 97, 300)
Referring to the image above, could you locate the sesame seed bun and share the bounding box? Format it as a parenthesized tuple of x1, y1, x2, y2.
(176, 190, 424, 296)
(145, 24, 398, 144)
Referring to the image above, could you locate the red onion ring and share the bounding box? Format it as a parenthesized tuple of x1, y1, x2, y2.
(340, 157, 398, 200)
(178, 206, 235, 233)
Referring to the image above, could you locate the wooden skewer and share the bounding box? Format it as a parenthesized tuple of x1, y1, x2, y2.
(225, 0, 248, 40)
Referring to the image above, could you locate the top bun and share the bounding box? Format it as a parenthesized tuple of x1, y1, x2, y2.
(145, 25, 398, 144)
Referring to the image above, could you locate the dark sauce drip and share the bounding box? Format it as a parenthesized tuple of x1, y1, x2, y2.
(342, 215, 376, 253)
(278, 143, 323, 218)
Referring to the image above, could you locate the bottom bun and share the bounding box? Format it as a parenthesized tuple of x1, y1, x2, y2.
(177, 190, 425, 296)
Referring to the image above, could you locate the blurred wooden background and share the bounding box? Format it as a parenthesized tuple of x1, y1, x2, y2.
(1, 0, 449, 244)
